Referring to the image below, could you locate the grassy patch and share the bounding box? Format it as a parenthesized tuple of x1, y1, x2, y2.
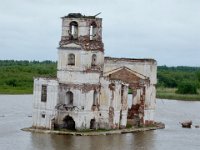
(0, 86, 33, 94)
(0, 60, 56, 94)
(156, 88, 200, 101)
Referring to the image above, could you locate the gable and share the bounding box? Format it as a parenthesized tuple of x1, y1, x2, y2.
(104, 67, 149, 86)
(62, 43, 82, 50)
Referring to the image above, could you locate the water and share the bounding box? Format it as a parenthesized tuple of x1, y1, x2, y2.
(0, 95, 200, 150)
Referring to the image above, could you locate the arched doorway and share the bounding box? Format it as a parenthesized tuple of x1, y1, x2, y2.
(63, 115, 75, 130)
(90, 119, 96, 129)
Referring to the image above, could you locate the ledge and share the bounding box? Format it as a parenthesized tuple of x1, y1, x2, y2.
(22, 125, 164, 136)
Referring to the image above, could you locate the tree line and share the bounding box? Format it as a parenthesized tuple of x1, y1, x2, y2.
(158, 66, 200, 94)
(0, 60, 200, 94)
(0, 60, 57, 93)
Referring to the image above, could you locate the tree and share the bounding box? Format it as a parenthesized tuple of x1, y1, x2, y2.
(176, 81, 198, 94)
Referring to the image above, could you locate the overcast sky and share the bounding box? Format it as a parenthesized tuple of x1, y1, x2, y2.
(0, 0, 200, 66)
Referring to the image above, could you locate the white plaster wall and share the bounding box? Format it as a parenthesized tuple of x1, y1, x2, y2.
(56, 111, 101, 130)
(62, 18, 102, 38)
(132, 89, 141, 105)
(104, 58, 157, 124)
(99, 78, 128, 110)
(99, 78, 129, 128)
(143, 85, 156, 122)
(57, 71, 100, 84)
(120, 110, 128, 127)
(57, 48, 104, 70)
(144, 109, 155, 122)
(113, 111, 120, 128)
(99, 78, 111, 108)
(58, 88, 96, 111)
(145, 85, 156, 110)
(104, 59, 157, 84)
(32, 78, 59, 129)
(32, 109, 56, 129)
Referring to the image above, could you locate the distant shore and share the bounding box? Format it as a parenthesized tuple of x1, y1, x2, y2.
(156, 88, 200, 101)
(1, 87, 200, 101)
(0, 60, 199, 101)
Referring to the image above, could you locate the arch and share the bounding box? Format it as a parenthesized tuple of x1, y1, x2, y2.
(63, 115, 75, 130)
(66, 91, 73, 105)
(90, 22, 97, 40)
(93, 90, 98, 106)
(68, 53, 75, 65)
(91, 54, 97, 66)
(69, 21, 78, 40)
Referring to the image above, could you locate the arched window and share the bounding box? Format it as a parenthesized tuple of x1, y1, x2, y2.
(68, 54, 75, 65)
(90, 22, 97, 40)
(91, 54, 97, 66)
(66, 91, 73, 105)
(69, 21, 78, 40)
(93, 91, 98, 106)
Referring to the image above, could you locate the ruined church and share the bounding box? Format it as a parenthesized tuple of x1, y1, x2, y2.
(32, 13, 157, 130)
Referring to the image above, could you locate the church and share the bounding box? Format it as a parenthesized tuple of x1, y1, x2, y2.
(32, 13, 157, 130)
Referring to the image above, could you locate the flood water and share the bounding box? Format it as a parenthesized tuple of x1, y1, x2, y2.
(0, 95, 200, 150)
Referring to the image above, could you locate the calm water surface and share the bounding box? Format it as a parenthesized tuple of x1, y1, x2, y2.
(0, 95, 200, 150)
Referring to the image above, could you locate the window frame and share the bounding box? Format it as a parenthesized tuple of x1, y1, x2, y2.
(41, 85, 47, 102)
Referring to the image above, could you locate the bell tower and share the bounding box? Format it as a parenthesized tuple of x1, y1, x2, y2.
(57, 13, 104, 84)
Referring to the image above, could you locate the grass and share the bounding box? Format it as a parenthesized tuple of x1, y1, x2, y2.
(0, 86, 33, 94)
(1, 85, 200, 101)
(156, 87, 200, 101)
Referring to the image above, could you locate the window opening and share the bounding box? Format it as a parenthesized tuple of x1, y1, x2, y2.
(90, 22, 97, 40)
(69, 21, 78, 40)
(68, 54, 75, 65)
(91, 54, 97, 66)
(66, 91, 73, 105)
(41, 85, 47, 102)
(93, 91, 98, 106)
(41, 114, 45, 118)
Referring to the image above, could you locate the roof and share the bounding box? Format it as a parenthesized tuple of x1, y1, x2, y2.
(105, 57, 156, 63)
(62, 13, 98, 19)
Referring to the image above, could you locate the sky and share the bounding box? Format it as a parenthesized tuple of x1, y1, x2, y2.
(0, 0, 200, 66)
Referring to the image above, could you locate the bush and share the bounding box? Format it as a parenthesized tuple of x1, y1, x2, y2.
(157, 74, 177, 88)
(5, 79, 17, 87)
(197, 72, 200, 82)
(176, 81, 198, 94)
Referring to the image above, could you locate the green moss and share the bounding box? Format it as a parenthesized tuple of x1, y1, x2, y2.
(126, 124, 133, 129)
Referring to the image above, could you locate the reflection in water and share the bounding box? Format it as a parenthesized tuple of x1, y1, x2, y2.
(30, 131, 157, 150)
(1, 95, 200, 150)
(133, 132, 156, 150)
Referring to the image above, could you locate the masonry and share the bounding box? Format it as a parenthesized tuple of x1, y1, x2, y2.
(32, 13, 157, 131)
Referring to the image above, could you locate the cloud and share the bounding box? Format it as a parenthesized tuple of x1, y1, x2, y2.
(0, 0, 200, 66)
